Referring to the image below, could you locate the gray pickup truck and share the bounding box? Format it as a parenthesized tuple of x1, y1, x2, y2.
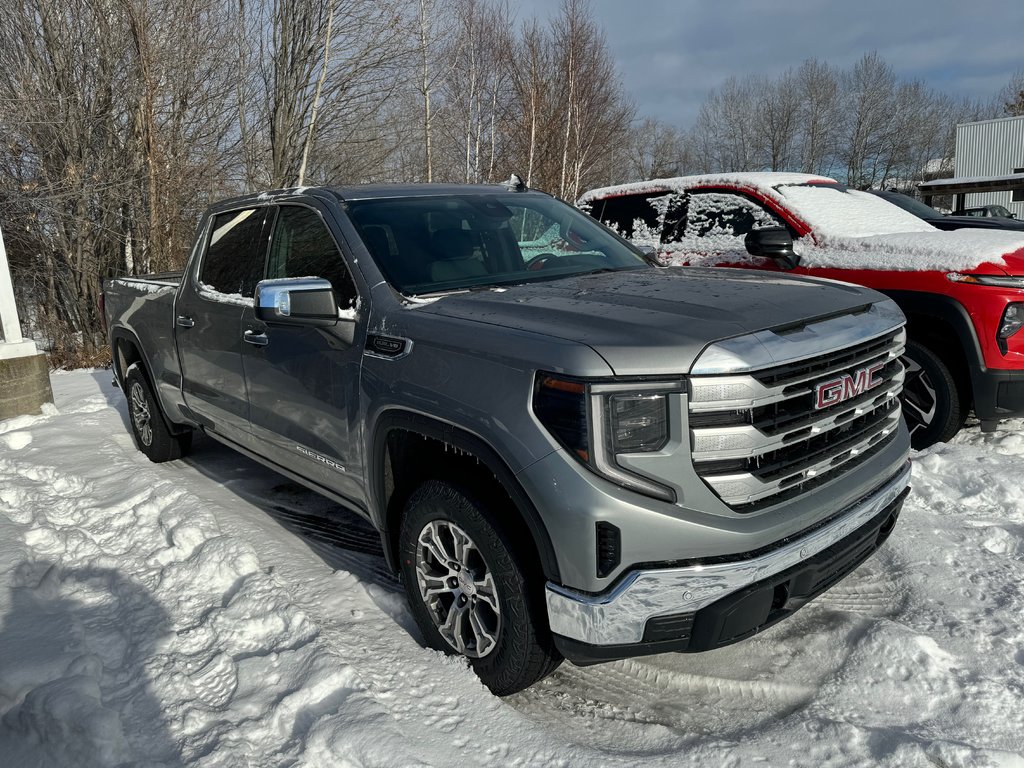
(103, 183, 912, 695)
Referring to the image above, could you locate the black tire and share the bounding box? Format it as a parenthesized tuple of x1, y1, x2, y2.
(124, 363, 193, 462)
(900, 340, 965, 449)
(398, 479, 562, 695)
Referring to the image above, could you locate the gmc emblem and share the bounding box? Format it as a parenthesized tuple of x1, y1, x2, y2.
(814, 362, 886, 409)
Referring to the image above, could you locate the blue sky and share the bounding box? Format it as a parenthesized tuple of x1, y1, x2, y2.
(515, 0, 1024, 128)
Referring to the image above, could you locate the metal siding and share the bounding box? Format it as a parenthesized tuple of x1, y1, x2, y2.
(956, 115, 1024, 216)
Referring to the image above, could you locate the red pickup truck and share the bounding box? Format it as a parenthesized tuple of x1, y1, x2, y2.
(580, 173, 1024, 448)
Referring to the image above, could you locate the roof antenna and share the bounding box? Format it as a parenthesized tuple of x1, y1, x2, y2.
(504, 173, 526, 192)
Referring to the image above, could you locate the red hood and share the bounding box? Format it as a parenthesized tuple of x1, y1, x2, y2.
(991, 246, 1024, 276)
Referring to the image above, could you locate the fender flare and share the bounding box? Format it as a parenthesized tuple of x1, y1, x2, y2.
(880, 290, 984, 370)
(109, 326, 191, 434)
(881, 290, 997, 414)
(370, 409, 561, 583)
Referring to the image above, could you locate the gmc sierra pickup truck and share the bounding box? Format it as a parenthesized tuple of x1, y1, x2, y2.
(581, 173, 1024, 448)
(104, 182, 911, 695)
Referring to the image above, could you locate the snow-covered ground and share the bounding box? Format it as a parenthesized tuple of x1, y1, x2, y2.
(1, 371, 1023, 767)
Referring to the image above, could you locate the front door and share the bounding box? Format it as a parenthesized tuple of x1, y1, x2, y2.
(241, 203, 366, 507)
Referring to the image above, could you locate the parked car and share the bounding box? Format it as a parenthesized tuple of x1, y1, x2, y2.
(869, 190, 1024, 232)
(581, 173, 1024, 448)
(104, 182, 911, 695)
(952, 204, 1018, 220)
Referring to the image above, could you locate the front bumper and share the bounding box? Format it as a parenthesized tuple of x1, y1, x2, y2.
(545, 462, 911, 663)
(970, 366, 1024, 421)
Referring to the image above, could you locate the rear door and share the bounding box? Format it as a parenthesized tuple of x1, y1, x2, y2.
(175, 206, 272, 439)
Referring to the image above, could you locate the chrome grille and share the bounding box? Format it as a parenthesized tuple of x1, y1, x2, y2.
(689, 305, 906, 512)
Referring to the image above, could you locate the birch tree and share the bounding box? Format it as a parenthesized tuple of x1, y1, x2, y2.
(439, 0, 514, 183)
(239, 0, 406, 188)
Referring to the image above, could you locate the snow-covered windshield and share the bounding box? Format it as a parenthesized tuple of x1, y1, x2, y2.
(775, 183, 936, 238)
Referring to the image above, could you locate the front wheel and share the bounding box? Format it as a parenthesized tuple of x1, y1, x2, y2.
(900, 340, 965, 449)
(398, 480, 561, 695)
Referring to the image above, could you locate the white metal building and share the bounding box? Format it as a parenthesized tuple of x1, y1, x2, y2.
(955, 114, 1024, 216)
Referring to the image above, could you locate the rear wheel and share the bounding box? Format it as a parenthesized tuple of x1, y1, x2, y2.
(399, 479, 561, 695)
(900, 340, 965, 449)
(125, 364, 192, 462)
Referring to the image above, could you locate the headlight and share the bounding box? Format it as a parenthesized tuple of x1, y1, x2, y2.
(999, 303, 1024, 339)
(533, 373, 678, 502)
(607, 393, 669, 453)
(947, 273, 1024, 288)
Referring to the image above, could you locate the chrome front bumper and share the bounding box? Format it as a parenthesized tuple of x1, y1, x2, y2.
(545, 461, 912, 646)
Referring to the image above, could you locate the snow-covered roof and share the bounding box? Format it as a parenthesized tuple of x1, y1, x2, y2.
(578, 172, 835, 205)
(921, 171, 1024, 188)
(774, 185, 935, 238)
(922, 158, 952, 174)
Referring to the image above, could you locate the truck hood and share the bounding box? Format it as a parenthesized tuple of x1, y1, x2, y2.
(800, 229, 1024, 274)
(413, 267, 884, 376)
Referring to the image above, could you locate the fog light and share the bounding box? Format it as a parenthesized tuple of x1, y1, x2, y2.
(998, 303, 1024, 339)
(596, 521, 621, 578)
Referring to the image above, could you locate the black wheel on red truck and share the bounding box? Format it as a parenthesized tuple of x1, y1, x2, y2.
(124, 363, 193, 462)
(900, 340, 965, 449)
(398, 479, 562, 696)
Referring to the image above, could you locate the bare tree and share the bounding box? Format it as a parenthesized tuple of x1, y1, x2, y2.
(840, 52, 899, 188)
(757, 70, 800, 171)
(689, 77, 761, 173)
(237, 0, 406, 189)
(623, 118, 691, 180)
(0, 0, 238, 362)
(504, 0, 632, 198)
(433, 0, 515, 183)
(997, 70, 1024, 116)
(508, 18, 554, 187)
(411, 0, 459, 182)
(794, 59, 840, 176)
(554, 0, 634, 200)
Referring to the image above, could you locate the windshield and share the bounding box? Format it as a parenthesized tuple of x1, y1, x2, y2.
(775, 183, 936, 238)
(345, 193, 650, 295)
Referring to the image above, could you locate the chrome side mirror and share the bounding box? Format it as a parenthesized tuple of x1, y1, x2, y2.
(255, 278, 338, 327)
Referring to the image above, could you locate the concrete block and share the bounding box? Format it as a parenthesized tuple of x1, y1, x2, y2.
(0, 352, 54, 421)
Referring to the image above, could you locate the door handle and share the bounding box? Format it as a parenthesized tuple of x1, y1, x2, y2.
(243, 330, 269, 347)
(176, 315, 194, 328)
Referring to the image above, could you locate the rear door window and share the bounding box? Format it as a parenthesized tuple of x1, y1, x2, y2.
(200, 208, 269, 299)
(590, 192, 672, 241)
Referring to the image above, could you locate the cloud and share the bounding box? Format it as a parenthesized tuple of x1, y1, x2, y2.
(557, 0, 1024, 127)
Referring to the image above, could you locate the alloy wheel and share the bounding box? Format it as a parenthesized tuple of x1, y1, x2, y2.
(415, 519, 502, 658)
(901, 354, 937, 439)
(130, 381, 154, 447)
